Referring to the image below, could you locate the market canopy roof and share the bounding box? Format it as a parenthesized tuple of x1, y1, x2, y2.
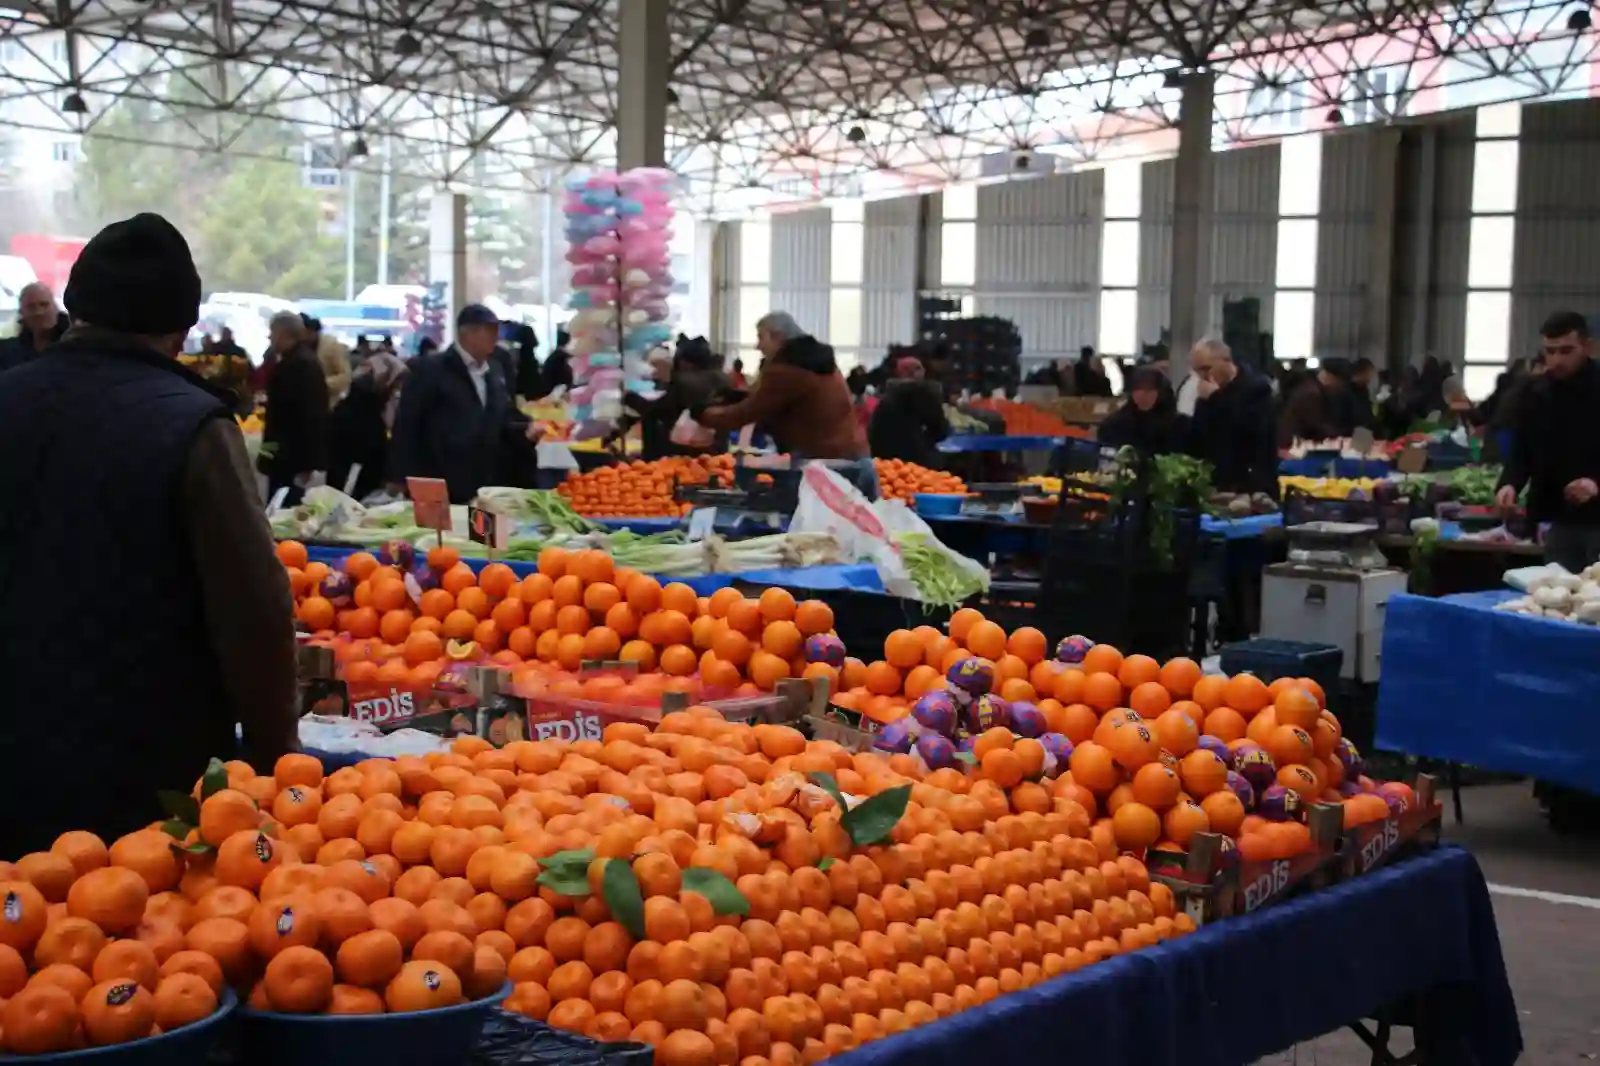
(0, 0, 1592, 211)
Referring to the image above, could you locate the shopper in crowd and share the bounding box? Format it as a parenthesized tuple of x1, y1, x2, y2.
(259, 310, 329, 505)
(696, 310, 876, 497)
(0, 281, 69, 373)
(1187, 336, 1278, 495)
(1073, 345, 1113, 397)
(416, 335, 439, 357)
(0, 213, 299, 853)
(1496, 310, 1600, 570)
(869, 354, 950, 467)
(1099, 364, 1189, 455)
(302, 314, 352, 407)
(729, 357, 749, 389)
(612, 336, 732, 459)
(329, 336, 407, 499)
(511, 323, 542, 401)
(390, 303, 543, 503)
(539, 328, 575, 397)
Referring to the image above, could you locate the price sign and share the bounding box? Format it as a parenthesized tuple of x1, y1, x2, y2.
(687, 507, 717, 541)
(468, 504, 509, 552)
(406, 477, 451, 534)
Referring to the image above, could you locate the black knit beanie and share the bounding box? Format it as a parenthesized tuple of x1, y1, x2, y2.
(64, 212, 202, 335)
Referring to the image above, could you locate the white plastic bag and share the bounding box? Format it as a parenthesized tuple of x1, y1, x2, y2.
(670, 411, 716, 449)
(790, 462, 989, 602)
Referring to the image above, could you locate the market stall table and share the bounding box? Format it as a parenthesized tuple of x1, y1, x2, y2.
(1376, 590, 1600, 794)
(1280, 457, 1393, 478)
(935, 434, 1071, 453)
(833, 845, 1518, 1066)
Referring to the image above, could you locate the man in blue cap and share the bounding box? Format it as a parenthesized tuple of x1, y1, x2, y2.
(390, 302, 543, 502)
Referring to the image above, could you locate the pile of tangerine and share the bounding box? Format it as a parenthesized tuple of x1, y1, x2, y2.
(557, 454, 738, 517)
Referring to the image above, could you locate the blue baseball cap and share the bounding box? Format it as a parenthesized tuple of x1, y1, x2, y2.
(457, 303, 498, 328)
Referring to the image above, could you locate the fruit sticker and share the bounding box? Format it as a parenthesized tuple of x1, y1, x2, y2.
(283, 786, 307, 806)
(105, 982, 138, 1006)
(421, 969, 441, 992)
(2, 891, 20, 924)
(275, 908, 296, 937)
(252, 834, 275, 864)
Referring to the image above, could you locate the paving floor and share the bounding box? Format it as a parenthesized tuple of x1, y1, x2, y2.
(1256, 782, 1600, 1065)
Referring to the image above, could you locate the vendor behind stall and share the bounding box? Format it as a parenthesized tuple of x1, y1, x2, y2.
(1496, 310, 1600, 570)
(1188, 336, 1278, 495)
(612, 336, 732, 459)
(695, 311, 876, 498)
(1098, 364, 1188, 455)
(868, 354, 949, 467)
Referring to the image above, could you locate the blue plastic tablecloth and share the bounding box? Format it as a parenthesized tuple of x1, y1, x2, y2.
(920, 510, 1281, 541)
(832, 844, 1516, 1066)
(1376, 591, 1600, 792)
(301, 548, 870, 599)
(593, 515, 789, 536)
(1279, 456, 1394, 477)
(937, 434, 1068, 453)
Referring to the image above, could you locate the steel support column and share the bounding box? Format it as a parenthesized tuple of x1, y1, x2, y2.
(1169, 70, 1215, 375)
(616, 0, 669, 171)
(429, 191, 468, 341)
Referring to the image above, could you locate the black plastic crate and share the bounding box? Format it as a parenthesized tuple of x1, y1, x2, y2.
(1281, 488, 1378, 527)
(1219, 638, 1343, 705)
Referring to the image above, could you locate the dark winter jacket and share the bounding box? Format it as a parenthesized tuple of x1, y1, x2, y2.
(1097, 380, 1190, 456)
(1498, 359, 1600, 526)
(390, 345, 535, 503)
(1190, 367, 1278, 495)
(0, 332, 297, 854)
(868, 378, 950, 466)
(0, 311, 69, 373)
(259, 343, 330, 491)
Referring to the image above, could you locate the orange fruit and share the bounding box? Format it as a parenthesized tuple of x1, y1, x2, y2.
(66, 865, 149, 935)
(159, 951, 226, 996)
(385, 960, 465, 1012)
(153, 972, 218, 1031)
(337, 929, 406, 989)
(91, 939, 160, 990)
(4, 983, 81, 1054)
(264, 944, 336, 1013)
(81, 979, 155, 1045)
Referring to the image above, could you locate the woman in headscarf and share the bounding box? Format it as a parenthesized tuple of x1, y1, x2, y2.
(1096, 364, 1188, 454)
(612, 336, 732, 458)
(868, 354, 950, 466)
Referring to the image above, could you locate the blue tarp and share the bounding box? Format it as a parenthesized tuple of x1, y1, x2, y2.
(921, 511, 1282, 541)
(832, 846, 1523, 1066)
(1376, 590, 1600, 792)
(1279, 457, 1394, 478)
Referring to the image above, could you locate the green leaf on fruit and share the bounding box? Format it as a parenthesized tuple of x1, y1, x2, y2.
(683, 868, 749, 917)
(541, 848, 596, 875)
(816, 857, 837, 872)
(842, 784, 912, 847)
(535, 869, 592, 898)
(954, 751, 978, 766)
(159, 819, 189, 841)
(805, 771, 849, 812)
(199, 758, 229, 800)
(602, 859, 647, 939)
(158, 790, 200, 824)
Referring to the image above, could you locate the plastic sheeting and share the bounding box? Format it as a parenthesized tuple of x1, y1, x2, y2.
(1376, 591, 1600, 792)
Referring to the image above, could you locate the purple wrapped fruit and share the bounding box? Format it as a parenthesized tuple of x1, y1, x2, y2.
(947, 656, 994, 698)
(1337, 780, 1364, 799)
(915, 733, 959, 772)
(1196, 735, 1231, 764)
(377, 539, 415, 571)
(1008, 702, 1047, 739)
(1039, 733, 1074, 777)
(911, 690, 959, 737)
(1224, 770, 1254, 810)
(1335, 737, 1364, 779)
(804, 633, 847, 669)
(1376, 781, 1413, 813)
(872, 718, 916, 754)
(1054, 634, 1094, 664)
(1257, 784, 1302, 822)
(1235, 746, 1278, 793)
(964, 693, 1011, 734)
(409, 564, 440, 592)
(320, 571, 354, 608)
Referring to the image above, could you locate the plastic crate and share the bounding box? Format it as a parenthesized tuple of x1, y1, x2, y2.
(0, 989, 237, 1065)
(1219, 638, 1344, 703)
(236, 983, 509, 1066)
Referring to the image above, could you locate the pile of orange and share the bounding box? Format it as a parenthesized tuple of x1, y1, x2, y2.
(872, 461, 967, 504)
(0, 715, 1192, 1058)
(278, 542, 843, 700)
(836, 608, 1388, 862)
(965, 399, 1092, 439)
(557, 455, 738, 517)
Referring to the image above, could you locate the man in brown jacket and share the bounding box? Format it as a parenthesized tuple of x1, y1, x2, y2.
(0, 212, 300, 855)
(696, 311, 878, 497)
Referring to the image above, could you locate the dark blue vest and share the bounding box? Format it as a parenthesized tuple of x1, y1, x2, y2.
(0, 337, 238, 854)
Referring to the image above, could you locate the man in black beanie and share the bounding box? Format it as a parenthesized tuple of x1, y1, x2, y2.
(0, 212, 300, 857)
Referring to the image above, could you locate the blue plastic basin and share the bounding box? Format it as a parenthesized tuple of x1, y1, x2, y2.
(0, 988, 237, 1065)
(235, 981, 510, 1066)
(913, 493, 965, 517)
